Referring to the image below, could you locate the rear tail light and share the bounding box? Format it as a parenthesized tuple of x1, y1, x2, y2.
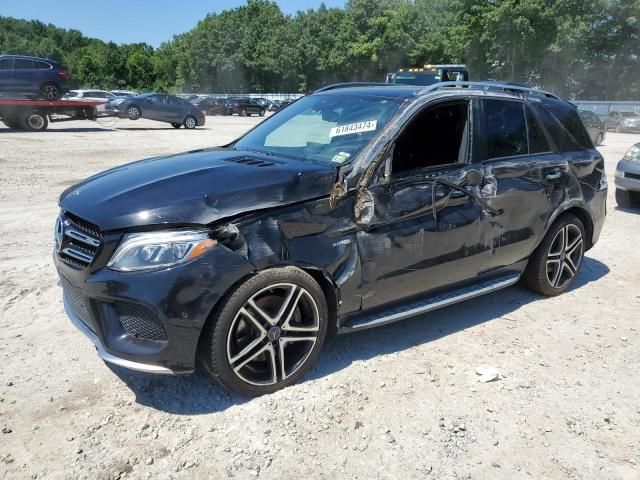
(58, 70, 68, 78)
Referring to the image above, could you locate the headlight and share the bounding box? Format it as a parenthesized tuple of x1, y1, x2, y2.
(623, 145, 640, 162)
(108, 230, 217, 272)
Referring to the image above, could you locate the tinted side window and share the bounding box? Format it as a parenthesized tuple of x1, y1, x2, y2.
(14, 59, 34, 69)
(532, 102, 592, 152)
(483, 99, 527, 159)
(525, 105, 551, 154)
(36, 61, 51, 70)
(0, 59, 12, 70)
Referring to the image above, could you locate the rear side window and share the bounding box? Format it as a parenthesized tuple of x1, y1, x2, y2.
(482, 99, 528, 159)
(14, 59, 34, 69)
(0, 59, 14, 70)
(532, 102, 592, 151)
(525, 106, 551, 153)
(35, 61, 51, 70)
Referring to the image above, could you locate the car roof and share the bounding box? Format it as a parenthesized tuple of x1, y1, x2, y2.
(0, 54, 58, 63)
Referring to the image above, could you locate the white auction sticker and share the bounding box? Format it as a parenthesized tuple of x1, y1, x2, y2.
(330, 120, 377, 138)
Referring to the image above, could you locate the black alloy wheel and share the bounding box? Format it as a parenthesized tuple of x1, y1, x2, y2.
(203, 267, 328, 397)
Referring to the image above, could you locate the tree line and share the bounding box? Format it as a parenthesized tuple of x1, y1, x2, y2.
(1, 0, 639, 99)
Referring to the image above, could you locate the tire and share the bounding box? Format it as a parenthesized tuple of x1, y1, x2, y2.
(183, 116, 197, 129)
(126, 105, 141, 121)
(616, 188, 634, 208)
(523, 214, 586, 296)
(202, 267, 329, 397)
(18, 110, 48, 131)
(40, 83, 61, 100)
(171, 123, 182, 129)
(615, 123, 621, 133)
(241, 109, 248, 117)
(595, 132, 604, 146)
(3, 117, 21, 129)
(259, 109, 265, 117)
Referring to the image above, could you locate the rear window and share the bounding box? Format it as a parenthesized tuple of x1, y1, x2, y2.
(14, 59, 34, 69)
(482, 99, 528, 159)
(533, 102, 592, 151)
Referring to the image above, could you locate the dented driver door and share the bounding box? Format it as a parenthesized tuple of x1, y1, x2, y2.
(354, 164, 487, 311)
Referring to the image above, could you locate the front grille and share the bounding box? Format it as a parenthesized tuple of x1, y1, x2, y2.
(56, 212, 101, 269)
(625, 172, 640, 181)
(114, 301, 167, 341)
(61, 275, 94, 331)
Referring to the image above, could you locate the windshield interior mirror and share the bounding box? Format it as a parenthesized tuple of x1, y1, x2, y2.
(321, 109, 341, 123)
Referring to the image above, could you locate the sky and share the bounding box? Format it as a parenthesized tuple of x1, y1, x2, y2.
(1, 0, 346, 47)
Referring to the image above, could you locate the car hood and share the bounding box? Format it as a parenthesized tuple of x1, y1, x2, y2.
(59, 148, 337, 231)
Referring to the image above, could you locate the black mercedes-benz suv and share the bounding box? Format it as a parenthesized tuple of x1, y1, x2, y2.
(55, 82, 607, 396)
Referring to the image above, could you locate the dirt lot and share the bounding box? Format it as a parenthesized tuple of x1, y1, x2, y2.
(0, 116, 639, 480)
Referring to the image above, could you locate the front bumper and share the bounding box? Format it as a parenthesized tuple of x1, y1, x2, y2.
(615, 160, 640, 192)
(64, 296, 174, 374)
(56, 239, 254, 374)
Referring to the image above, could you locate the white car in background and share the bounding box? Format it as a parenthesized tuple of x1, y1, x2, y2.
(63, 90, 115, 111)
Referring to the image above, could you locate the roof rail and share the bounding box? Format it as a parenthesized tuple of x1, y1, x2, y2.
(313, 82, 395, 93)
(420, 81, 560, 100)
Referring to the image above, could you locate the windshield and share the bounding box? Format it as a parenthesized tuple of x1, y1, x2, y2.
(233, 94, 403, 165)
(620, 112, 637, 118)
(393, 71, 442, 85)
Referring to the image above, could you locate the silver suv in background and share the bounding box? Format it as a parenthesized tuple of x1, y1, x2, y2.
(605, 111, 640, 133)
(615, 143, 640, 208)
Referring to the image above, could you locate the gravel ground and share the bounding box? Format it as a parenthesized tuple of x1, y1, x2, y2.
(0, 117, 639, 480)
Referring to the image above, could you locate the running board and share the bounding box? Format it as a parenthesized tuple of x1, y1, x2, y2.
(340, 272, 521, 332)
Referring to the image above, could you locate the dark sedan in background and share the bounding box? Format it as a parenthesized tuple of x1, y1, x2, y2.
(106, 93, 205, 128)
(0, 55, 68, 100)
(578, 109, 606, 145)
(224, 97, 266, 116)
(190, 96, 228, 115)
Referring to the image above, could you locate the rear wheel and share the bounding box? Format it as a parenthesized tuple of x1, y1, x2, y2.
(40, 83, 61, 100)
(595, 132, 604, 145)
(202, 267, 328, 397)
(183, 116, 197, 129)
(615, 123, 621, 133)
(523, 214, 585, 296)
(241, 108, 248, 117)
(171, 123, 182, 129)
(616, 189, 635, 208)
(259, 109, 265, 117)
(19, 111, 48, 131)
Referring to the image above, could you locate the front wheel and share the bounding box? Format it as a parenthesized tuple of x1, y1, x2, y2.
(259, 109, 265, 117)
(523, 214, 585, 296)
(171, 123, 182, 129)
(615, 123, 621, 133)
(202, 267, 328, 397)
(240, 109, 248, 117)
(126, 105, 141, 121)
(616, 189, 635, 208)
(183, 116, 197, 129)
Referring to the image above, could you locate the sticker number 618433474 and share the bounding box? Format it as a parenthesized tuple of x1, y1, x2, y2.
(330, 120, 377, 138)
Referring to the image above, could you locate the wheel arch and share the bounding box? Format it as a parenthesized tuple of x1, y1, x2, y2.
(544, 204, 595, 251)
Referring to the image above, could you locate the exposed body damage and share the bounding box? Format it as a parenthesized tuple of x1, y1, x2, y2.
(54, 83, 607, 385)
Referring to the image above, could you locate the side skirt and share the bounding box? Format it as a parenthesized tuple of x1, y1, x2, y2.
(338, 272, 522, 333)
